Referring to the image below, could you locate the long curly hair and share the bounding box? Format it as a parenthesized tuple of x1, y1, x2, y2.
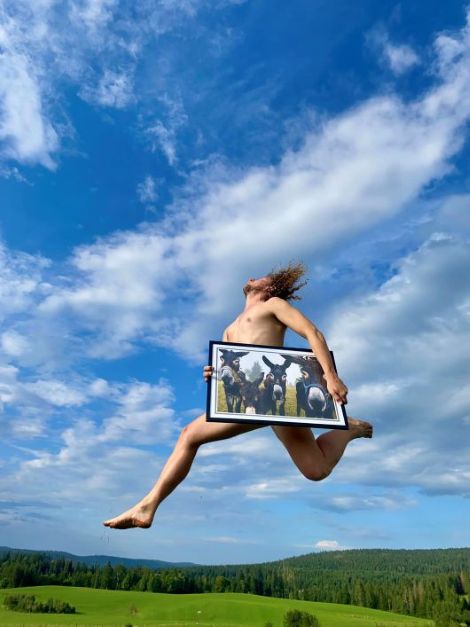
(267, 262, 308, 301)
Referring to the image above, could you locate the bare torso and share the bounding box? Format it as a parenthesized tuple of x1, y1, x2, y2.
(225, 300, 286, 346)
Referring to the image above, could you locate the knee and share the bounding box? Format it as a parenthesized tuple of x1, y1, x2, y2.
(303, 464, 331, 482)
(178, 414, 207, 450)
(178, 423, 199, 450)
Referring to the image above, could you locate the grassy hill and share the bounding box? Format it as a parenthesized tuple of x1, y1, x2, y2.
(0, 586, 434, 626)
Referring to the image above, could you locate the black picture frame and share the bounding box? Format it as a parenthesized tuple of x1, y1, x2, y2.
(206, 341, 349, 429)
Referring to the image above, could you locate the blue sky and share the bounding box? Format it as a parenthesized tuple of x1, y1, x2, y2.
(0, 0, 469, 565)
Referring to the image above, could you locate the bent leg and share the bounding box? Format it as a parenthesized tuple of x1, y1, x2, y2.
(271, 417, 372, 481)
(103, 414, 265, 529)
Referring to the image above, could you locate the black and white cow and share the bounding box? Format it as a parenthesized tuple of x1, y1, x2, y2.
(260, 355, 293, 415)
(218, 349, 249, 413)
(290, 355, 333, 417)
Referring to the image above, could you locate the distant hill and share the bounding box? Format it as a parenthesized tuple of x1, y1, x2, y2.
(0, 546, 198, 570)
(1, 545, 469, 573)
(271, 546, 470, 574)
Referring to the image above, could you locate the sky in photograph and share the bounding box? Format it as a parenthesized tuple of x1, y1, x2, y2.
(1, 0, 469, 565)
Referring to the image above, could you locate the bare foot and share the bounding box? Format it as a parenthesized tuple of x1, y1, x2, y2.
(103, 500, 155, 529)
(347, 417, 373, 439)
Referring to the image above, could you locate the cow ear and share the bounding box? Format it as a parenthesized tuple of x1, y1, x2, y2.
(262, 355, 273, 367)
(236, 351, 249, 358)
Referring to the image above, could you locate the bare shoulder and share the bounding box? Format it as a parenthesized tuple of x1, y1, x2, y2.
(266, 297, 314, 335)
(266, 297, 296, 313)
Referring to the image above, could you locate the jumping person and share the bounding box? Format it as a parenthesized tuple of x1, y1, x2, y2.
(103, 263, 373, 529)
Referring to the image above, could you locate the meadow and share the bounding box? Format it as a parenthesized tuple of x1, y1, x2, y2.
(0, 586, 434, 626)
(216, 382, 301, 417)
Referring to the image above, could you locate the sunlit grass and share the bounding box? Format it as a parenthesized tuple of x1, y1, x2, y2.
(0, 586, 434, 626)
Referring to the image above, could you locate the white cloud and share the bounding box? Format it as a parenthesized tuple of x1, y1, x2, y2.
(324, 493, 416, 512)
(382, 39, 420, 75)
(69, 0, 117, 31)
(327, 234, 470, 497)
(137, 175, 158, 204)
(315, 540, 344, 551)
(0, 364, 19, 411)
(38, 231, 177, 358)
(144, 93, 188, 165)
(329, 235, 470, 386)
(79, 68, 134, 108)
(0, 50, 58, 167)
(146, 121, 178, 165)
(0, 374, 179, 521)
(245, 475, 305, 499)
(24, 378, 87, 407)
(88, 377, 111, 397)
(99, 379, 177, 445)
(0, 243, 50, 323)
(385, 43, 420, 74)
(1, 330, 29, 357)
(198, 432, 274, 459)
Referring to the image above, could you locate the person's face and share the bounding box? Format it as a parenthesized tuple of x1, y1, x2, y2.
(243, 275, 272, 297)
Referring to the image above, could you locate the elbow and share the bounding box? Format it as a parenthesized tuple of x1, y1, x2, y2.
(306, 327, 325, 343)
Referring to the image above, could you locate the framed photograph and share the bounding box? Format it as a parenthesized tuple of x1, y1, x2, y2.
(206, 341, 349, 429)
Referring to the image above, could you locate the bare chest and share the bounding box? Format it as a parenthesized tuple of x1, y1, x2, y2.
(226, 305, 284, 343)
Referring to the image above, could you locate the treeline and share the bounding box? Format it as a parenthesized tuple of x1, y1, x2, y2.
(4, 593, 76, 614)
(1, 549, 469, 626)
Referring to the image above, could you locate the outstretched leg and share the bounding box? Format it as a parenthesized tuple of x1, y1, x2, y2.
(271, 417, 372, 481)
(103, 414, 265, 529)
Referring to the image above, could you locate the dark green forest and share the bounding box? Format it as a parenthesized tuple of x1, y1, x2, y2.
(1, 548, 469, 626)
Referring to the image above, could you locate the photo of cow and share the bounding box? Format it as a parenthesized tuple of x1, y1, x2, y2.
(206, 341, 348, 429)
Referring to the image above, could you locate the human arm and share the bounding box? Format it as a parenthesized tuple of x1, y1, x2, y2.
(268, 298, 348, 404)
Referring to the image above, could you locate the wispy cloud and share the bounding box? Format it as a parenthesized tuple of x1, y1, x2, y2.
(0, 0, 210, 170)
(137, 175, 159, 204)
(79, 68, 135, 108)
(319, 492, 417, 512)
(369, 29, 420, 75)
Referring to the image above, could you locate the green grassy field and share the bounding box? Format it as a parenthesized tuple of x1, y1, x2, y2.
(0, 586, 434, 626)
(216, 382, 301, 417)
